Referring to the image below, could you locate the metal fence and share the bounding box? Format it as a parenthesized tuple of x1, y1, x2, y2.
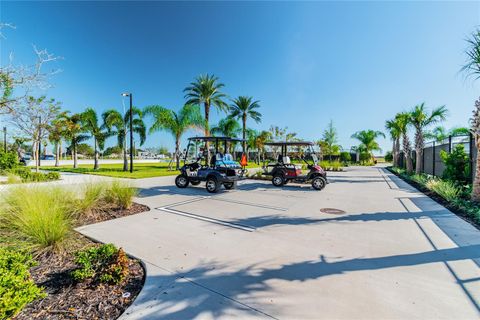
(398, 134, 475, 181)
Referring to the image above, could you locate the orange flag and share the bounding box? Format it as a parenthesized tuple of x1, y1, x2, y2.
(240, 154, 248, 167)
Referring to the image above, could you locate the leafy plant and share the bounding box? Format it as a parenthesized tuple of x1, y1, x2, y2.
(426, 179, 461, 202)
(384, 151, 393, 163)
(339, 151, 351, 163)
(440, 144, 470, 185)
(71, 244, 129, 284)
(0, 186, 76, 252)
(4, 168, 60, 183)
(410, 174, 430, 186)
(0, 248, 45, 319)
(0, 151, 18, 170)
(104, 181, 137, 209)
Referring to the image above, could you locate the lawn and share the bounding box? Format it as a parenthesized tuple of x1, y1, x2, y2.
(43, 163, 179, 179)
(43, 161, 262, 179)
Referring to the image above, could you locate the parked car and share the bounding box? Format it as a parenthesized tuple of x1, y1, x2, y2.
(41, 155, 56, 160)
(19, 154, 32, 166)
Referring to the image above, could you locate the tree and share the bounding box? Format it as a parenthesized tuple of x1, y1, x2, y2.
(102, 107, 146, 171)
(81, 108, 109, 170)
(321, 120, 341, 161)
(48, 112, 68, 167)
(351, 129, 385, 163)
(211, 117, 241, 138)
(144, 104, 203, 170)
(462, 29, 480, 201)
(396, 112, 413, 173)
(385, 118, 402, 167)
(7, 96, 61, 171)
(1, 24, 61, 114)
(408, 103, 448, 174)
(229, 96, 262, 153)
(57, 112, 88, 168)
(184, 74, 228, 160)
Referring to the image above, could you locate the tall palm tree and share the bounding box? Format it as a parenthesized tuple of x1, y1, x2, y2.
(184, 74, 228, 146)
(385, 118, 402, 167)
(81, 108, 109, 170)
(408, 103, 448, 174)
(57, 112, 88, 169)
(48, 112, 68, 167)
(229, 96, 262, 153)
(351, 129, 385, 163)
(102, 107, 146, 171)
(396, 112, 413, 173)
(462, 29, 480, 201)
(144, 104, 203, 170)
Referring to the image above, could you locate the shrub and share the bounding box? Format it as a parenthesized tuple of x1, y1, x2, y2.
(4, 168, 60, 183)
(71, 244, 129, 285)
(384, 151, 393, 163)
(78, 182, 108, 215)
(440, 144, 470, 185)
(426, 179, 461, 202)
(410, 174, 430, 185)
(0, 151, 18, 171)
(0, 186, 76, 252)
(0, 248, 45, 319)
(319, 160, 342, 171)
(6, 173, 22, 184)
(339, 152, 351, 163)
(104, 181, 137, 209)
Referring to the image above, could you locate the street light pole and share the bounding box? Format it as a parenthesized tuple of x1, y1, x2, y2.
(3, 127, 6, 152)
(122, 92, 134, 173)
(38, 116, 41, 168)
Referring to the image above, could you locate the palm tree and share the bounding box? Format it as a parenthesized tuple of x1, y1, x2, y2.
(144, 104, 203, 170)
(462, 29, 480, 201)
(57, 112, 88, 169)
(396, 112, 414, 173)
(229, 96, 262, 153)
(408, 103, 448, 174)
(102, 107, 146, 171)
(211, 117, 241, 137)
(351, 129, 385, 163)
(385, 118, 402, 167)
(81, 108, 109, 170)
(48, 112, 68, 167)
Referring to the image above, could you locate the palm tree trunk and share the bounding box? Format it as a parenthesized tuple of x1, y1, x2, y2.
(73, 140, 78, 169)
(242, 114, 247, 155)
(204, 101, 211, 163)
(94, 137, 99, 170)
(55, 142, 60, 167)
(415, 128, 423, 174)
(175, 138, 181, 170)
(394, 137, 400, 167)
(403, 134, 413, 173)
(472, 135, 480, 202)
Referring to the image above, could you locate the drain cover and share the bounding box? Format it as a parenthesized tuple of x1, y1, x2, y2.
(320, 208, 346, 214)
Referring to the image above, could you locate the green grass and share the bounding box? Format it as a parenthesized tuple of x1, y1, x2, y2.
(43, 162, 180, 179)
(44, 161, 263, 178)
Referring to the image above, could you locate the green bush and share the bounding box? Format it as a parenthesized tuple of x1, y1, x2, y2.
(319, 160, 342, 171)
(0, 248, 45, 319)
(0, 187, 76, 252)
(426, 179, 461, 202)
(0, 151, 18, 171)
(410, 173, 430, 185)
(384, 151, 393, 163)
(4, 168, 60, 183)
(104, 181, 137, 209)
(440, 144, 470, 184)
(71, 244, 129, 284)
(339, 152, 351, 163)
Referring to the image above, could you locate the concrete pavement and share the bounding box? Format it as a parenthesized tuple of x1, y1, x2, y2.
(76, 166, 480, 319)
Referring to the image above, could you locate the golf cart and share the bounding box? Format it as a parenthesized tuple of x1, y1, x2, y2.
(175, 136, 246, 193)
(262, 141, 328, 190)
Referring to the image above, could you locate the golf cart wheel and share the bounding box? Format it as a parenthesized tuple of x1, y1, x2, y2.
(312, 176, 326, 190)
(190, 180, 201, 186)
(175, 174, 189, 188)
(224, 182, 236, 190)
(206, 177, 219, 193)
(272, 174, 285, 187)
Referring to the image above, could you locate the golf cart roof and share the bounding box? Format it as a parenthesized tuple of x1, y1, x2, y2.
(265, 141, 314, 146)
(187, 136, 245, 142)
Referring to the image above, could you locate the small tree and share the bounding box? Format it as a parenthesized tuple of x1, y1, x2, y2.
(440, 144, 470, 185)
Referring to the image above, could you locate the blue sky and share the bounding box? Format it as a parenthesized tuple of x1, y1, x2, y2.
(1, 1, 479, 154)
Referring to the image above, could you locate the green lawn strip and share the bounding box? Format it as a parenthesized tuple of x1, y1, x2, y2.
(43, 163, 179, 179)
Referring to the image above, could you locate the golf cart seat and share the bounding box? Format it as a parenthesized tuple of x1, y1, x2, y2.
(216, 153, 241, 168)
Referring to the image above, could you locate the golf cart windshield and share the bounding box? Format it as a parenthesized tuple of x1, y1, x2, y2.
(184, 136, 245, 168)
(264, 141, 318, 165)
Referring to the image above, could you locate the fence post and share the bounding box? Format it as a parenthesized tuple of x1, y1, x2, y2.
(432, 141, 436, 177)
(422, 146, 425, 173)
(448, 135, 452, 153)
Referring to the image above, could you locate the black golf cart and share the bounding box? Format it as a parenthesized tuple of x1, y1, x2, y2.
(262, 141, 328, 190)
(175, 136, 246, 193)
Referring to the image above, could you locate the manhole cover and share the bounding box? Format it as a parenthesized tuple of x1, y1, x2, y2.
(320, 208, 346, 214)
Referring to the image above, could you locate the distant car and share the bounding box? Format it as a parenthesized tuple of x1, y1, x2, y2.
(19, 154, 31, 166)
(41, 155, 56, 160)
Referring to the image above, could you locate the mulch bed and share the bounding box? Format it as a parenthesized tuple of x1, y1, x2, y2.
(79, 202, 150, 226)
(14, 202, 149, 320)
(387, 168, 480, 230)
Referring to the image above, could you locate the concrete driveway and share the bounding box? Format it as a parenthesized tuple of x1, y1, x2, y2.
(77, 166, 480, 319)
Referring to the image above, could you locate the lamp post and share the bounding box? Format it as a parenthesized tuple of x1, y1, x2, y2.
(38, 116, 41, 168)
(121, 92, 133, 173)
(3, 127, 6, 152)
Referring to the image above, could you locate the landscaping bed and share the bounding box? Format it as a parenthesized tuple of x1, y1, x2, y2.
(387, 167, 480, 229)
(14, 233, 144, 320)
(1, 182, 149, 319)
